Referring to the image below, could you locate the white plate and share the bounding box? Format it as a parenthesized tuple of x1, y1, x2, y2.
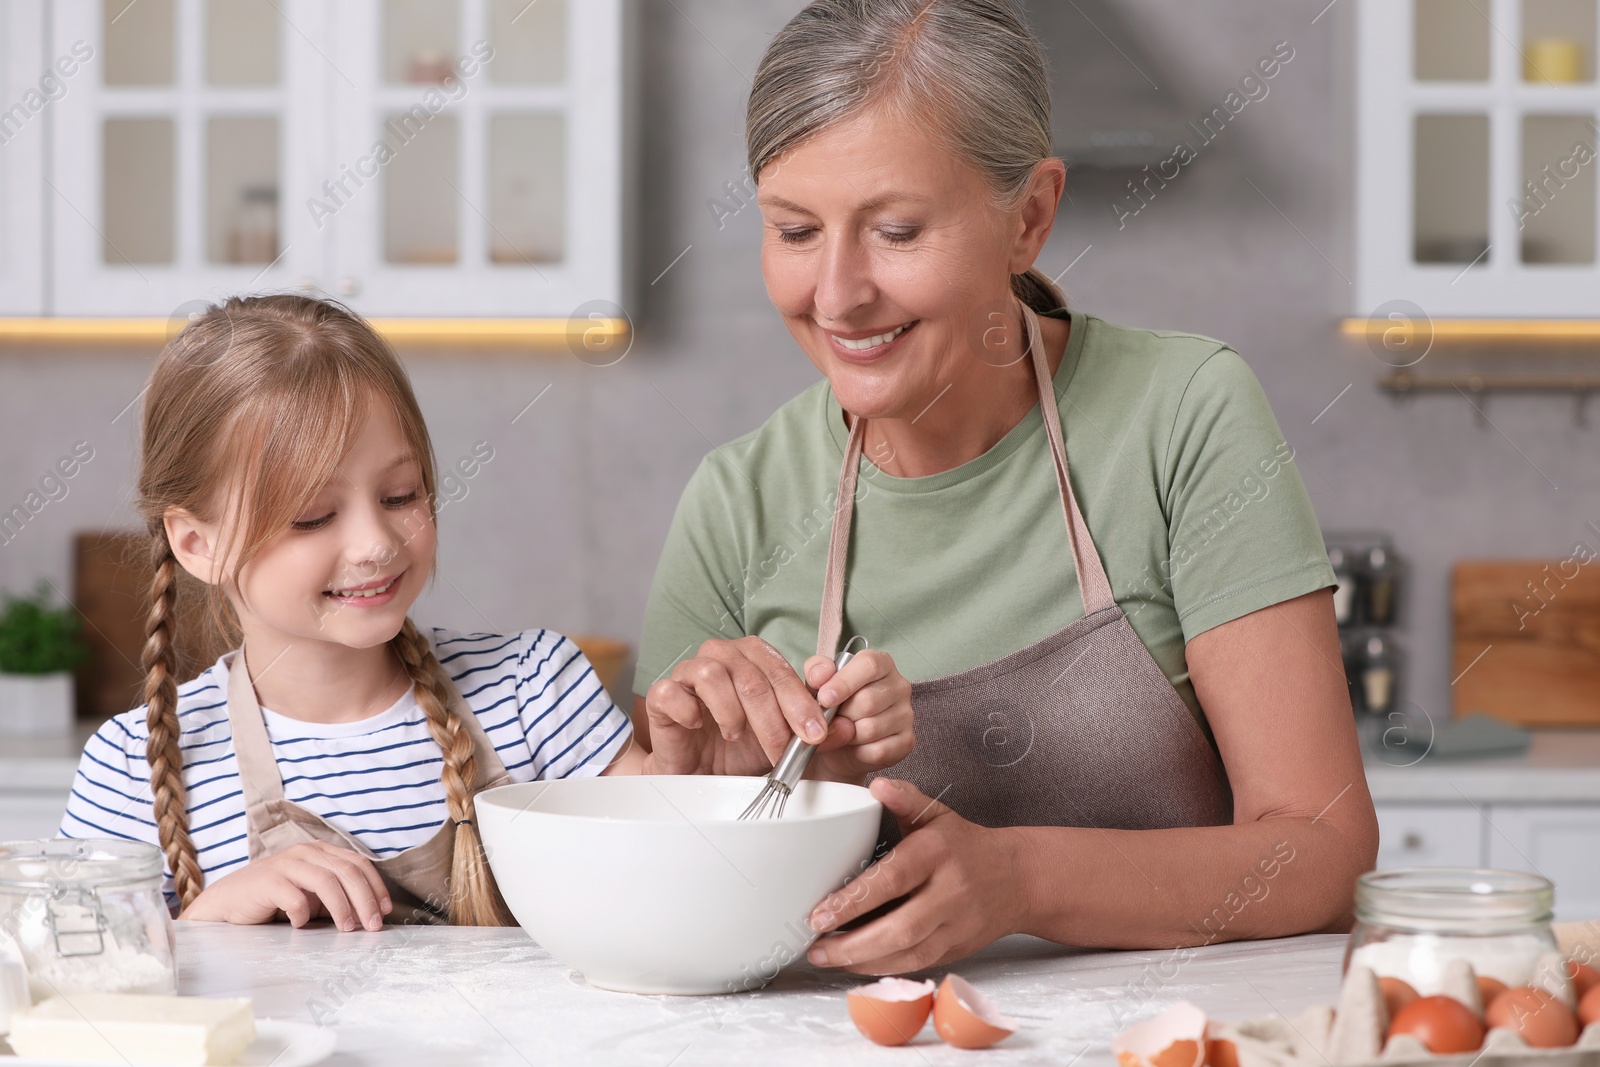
(0, 1019, 335, 1067)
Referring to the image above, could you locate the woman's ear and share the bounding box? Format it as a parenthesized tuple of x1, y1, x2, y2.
(164, 508, 222, 586)
(1009, 156, 1068, 275)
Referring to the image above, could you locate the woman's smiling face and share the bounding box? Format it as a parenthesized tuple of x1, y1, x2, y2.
(757, 104, 1044, 422)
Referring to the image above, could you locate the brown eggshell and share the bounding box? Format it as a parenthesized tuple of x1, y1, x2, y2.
(1477, 975, 1509, 1009)
(1204, 1036, 1239, 1067)
(1578, 983, 1600, 1027)
(1378, 976, 1420, 1019)
(1568, 961, 1600, 998)
(846, 977, 935, 1046)
(1486, 985, 1580, 1048)
(1113, 1001, 1208, 1067)
(1388, 995, 1485, 1054)
(932, 974, 1017, 1050)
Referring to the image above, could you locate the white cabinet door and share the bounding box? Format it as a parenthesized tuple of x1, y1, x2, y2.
(1375, 803, 1484, 869)
(1484, 805, 1600, 921)
(0, 1, 45, 314)
(0, 791, 66, 841)
(49, 0, 332, 315)
(328, 0, 628, 317)
(1354, 0, 1600, 318)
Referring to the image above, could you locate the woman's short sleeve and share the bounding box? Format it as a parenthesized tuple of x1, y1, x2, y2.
(1161, 346, 1337, 641)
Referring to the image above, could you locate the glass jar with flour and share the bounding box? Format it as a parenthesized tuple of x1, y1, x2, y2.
(0, 839, 177, 1004)
(1344, 867, 1559, 993)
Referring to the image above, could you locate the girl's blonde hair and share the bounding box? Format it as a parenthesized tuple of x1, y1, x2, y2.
(137, 293, 512, 926)
(746, 0, 1066, 313)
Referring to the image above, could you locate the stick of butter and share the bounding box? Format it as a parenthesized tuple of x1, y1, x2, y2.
(7, 992, 255, 1066)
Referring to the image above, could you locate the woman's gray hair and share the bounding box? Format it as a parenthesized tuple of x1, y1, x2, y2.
(746, 0, 1066, 313)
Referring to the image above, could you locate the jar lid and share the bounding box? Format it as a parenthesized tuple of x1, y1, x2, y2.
(1356, 867, 1553, 930)
(0, 839, 164, 890)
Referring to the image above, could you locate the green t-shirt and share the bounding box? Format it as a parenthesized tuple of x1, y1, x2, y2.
(633, 307, 1336, 735)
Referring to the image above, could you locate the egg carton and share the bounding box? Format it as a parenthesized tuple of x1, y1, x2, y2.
(1210, 951, 1600, 1067)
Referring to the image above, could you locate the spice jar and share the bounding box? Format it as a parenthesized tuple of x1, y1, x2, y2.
(0, 839, 177, 1002)
(1344, 868, 1559, 995)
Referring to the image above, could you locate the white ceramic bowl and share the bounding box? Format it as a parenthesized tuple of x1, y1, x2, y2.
(475, 775, 882, 995)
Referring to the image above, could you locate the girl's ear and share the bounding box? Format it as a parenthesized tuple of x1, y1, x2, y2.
(164, 508, 222, 585)
(1008, 156, 1067, 276)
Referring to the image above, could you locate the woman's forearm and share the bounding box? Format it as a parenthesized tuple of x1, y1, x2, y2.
(1012, 811, 1372, 949)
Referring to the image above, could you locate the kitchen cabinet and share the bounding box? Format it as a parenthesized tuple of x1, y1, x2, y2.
(0, 789, 65, 841)
(1373, 801, 1600, 920)
(29, 0, 633, 319)
(1354, 0, 1600, 319)
(1373, 802, 1485, 868)
(0, 1, 45, 315)
(1484, 804, 1600, 920)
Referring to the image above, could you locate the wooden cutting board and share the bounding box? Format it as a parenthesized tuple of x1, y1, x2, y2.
(1453, 559, 1600, 725)
(73, 530, 230, 721)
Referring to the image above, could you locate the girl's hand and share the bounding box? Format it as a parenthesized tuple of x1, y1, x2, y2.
(800, 648, 914, 784)
(804, 779, 1027, 974)
(179, 841, 393, 931)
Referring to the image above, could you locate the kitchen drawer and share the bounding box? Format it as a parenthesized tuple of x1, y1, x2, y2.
(1484, 805, 1600, 921)
(1374, 804, 1484, 868)
(0, 791, 66, 841)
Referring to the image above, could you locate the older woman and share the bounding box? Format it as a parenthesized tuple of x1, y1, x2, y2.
(635, 0, 1377, 976)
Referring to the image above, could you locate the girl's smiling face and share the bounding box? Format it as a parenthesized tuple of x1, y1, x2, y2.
(170, 396, 436, 653)
(756, 103, 1038, 422)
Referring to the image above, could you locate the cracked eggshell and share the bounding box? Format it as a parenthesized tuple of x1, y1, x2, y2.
(931, 974, 1017, 1050)
(847, 977, 936, 1047)
(1114, 1001, 1208, 1067)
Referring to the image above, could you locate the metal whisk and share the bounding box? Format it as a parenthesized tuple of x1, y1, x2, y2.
(738, 637, 868, 820)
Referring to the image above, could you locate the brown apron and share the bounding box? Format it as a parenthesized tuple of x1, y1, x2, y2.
(224, 647, 512, 924)
(819, 299, 1234, 831)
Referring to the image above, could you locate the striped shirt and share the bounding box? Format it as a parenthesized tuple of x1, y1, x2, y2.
(59, 628, 632, 908)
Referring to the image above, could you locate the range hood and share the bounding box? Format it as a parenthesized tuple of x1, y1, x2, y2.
(1024, 0, 1195, 169)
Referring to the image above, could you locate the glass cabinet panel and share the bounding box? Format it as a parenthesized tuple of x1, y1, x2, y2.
(103, 0, 175, 86)
(206, 116, 280, 264)
(103, 118, 176, 265)
(384, 0, 460, 85)
(1522, 0, 1595, 82)
(1415, 0, 1491, 81)
(489, 0, 567, 85)
(1519, 114, 1596, 262)
(1413, 113, 1490, 263)
(384, 113, 458, 263)
(489, 113, 565, 263)
(206, 0, 282, 86)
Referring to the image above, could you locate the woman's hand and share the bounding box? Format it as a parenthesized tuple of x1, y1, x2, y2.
(643, 637, 913, 782)
(800, 648, 914, 784)
(179, 841, 393, 931)
(804, 779, 1028, 974)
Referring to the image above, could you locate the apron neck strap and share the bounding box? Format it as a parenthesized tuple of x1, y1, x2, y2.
(815, 300, 1115, 661)
(226, 648, 288, 808)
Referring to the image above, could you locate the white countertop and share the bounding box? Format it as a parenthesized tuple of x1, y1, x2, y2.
(0, 724, 97, 792)
(1362, 727, 1600, 803)
(165, 921, 1349, 1066)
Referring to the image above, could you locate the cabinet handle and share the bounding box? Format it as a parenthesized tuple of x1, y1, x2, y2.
(1402, 831, 1423, 851)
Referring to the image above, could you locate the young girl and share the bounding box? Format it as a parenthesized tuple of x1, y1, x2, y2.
(60, 294, 915, 928)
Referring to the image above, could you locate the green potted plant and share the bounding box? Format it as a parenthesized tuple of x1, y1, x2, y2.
(0, 582, 87, 737)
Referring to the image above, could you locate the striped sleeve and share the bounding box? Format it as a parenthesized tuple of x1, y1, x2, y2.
(515, 629, 633, 779)
(59, 716, 162, 851)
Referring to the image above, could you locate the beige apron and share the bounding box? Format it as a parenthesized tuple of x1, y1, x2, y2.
(819, 300, 1234, 832)
(224, 647, 512, 924)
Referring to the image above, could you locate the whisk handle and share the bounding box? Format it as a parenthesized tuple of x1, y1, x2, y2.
(768, 642, 862, 791)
